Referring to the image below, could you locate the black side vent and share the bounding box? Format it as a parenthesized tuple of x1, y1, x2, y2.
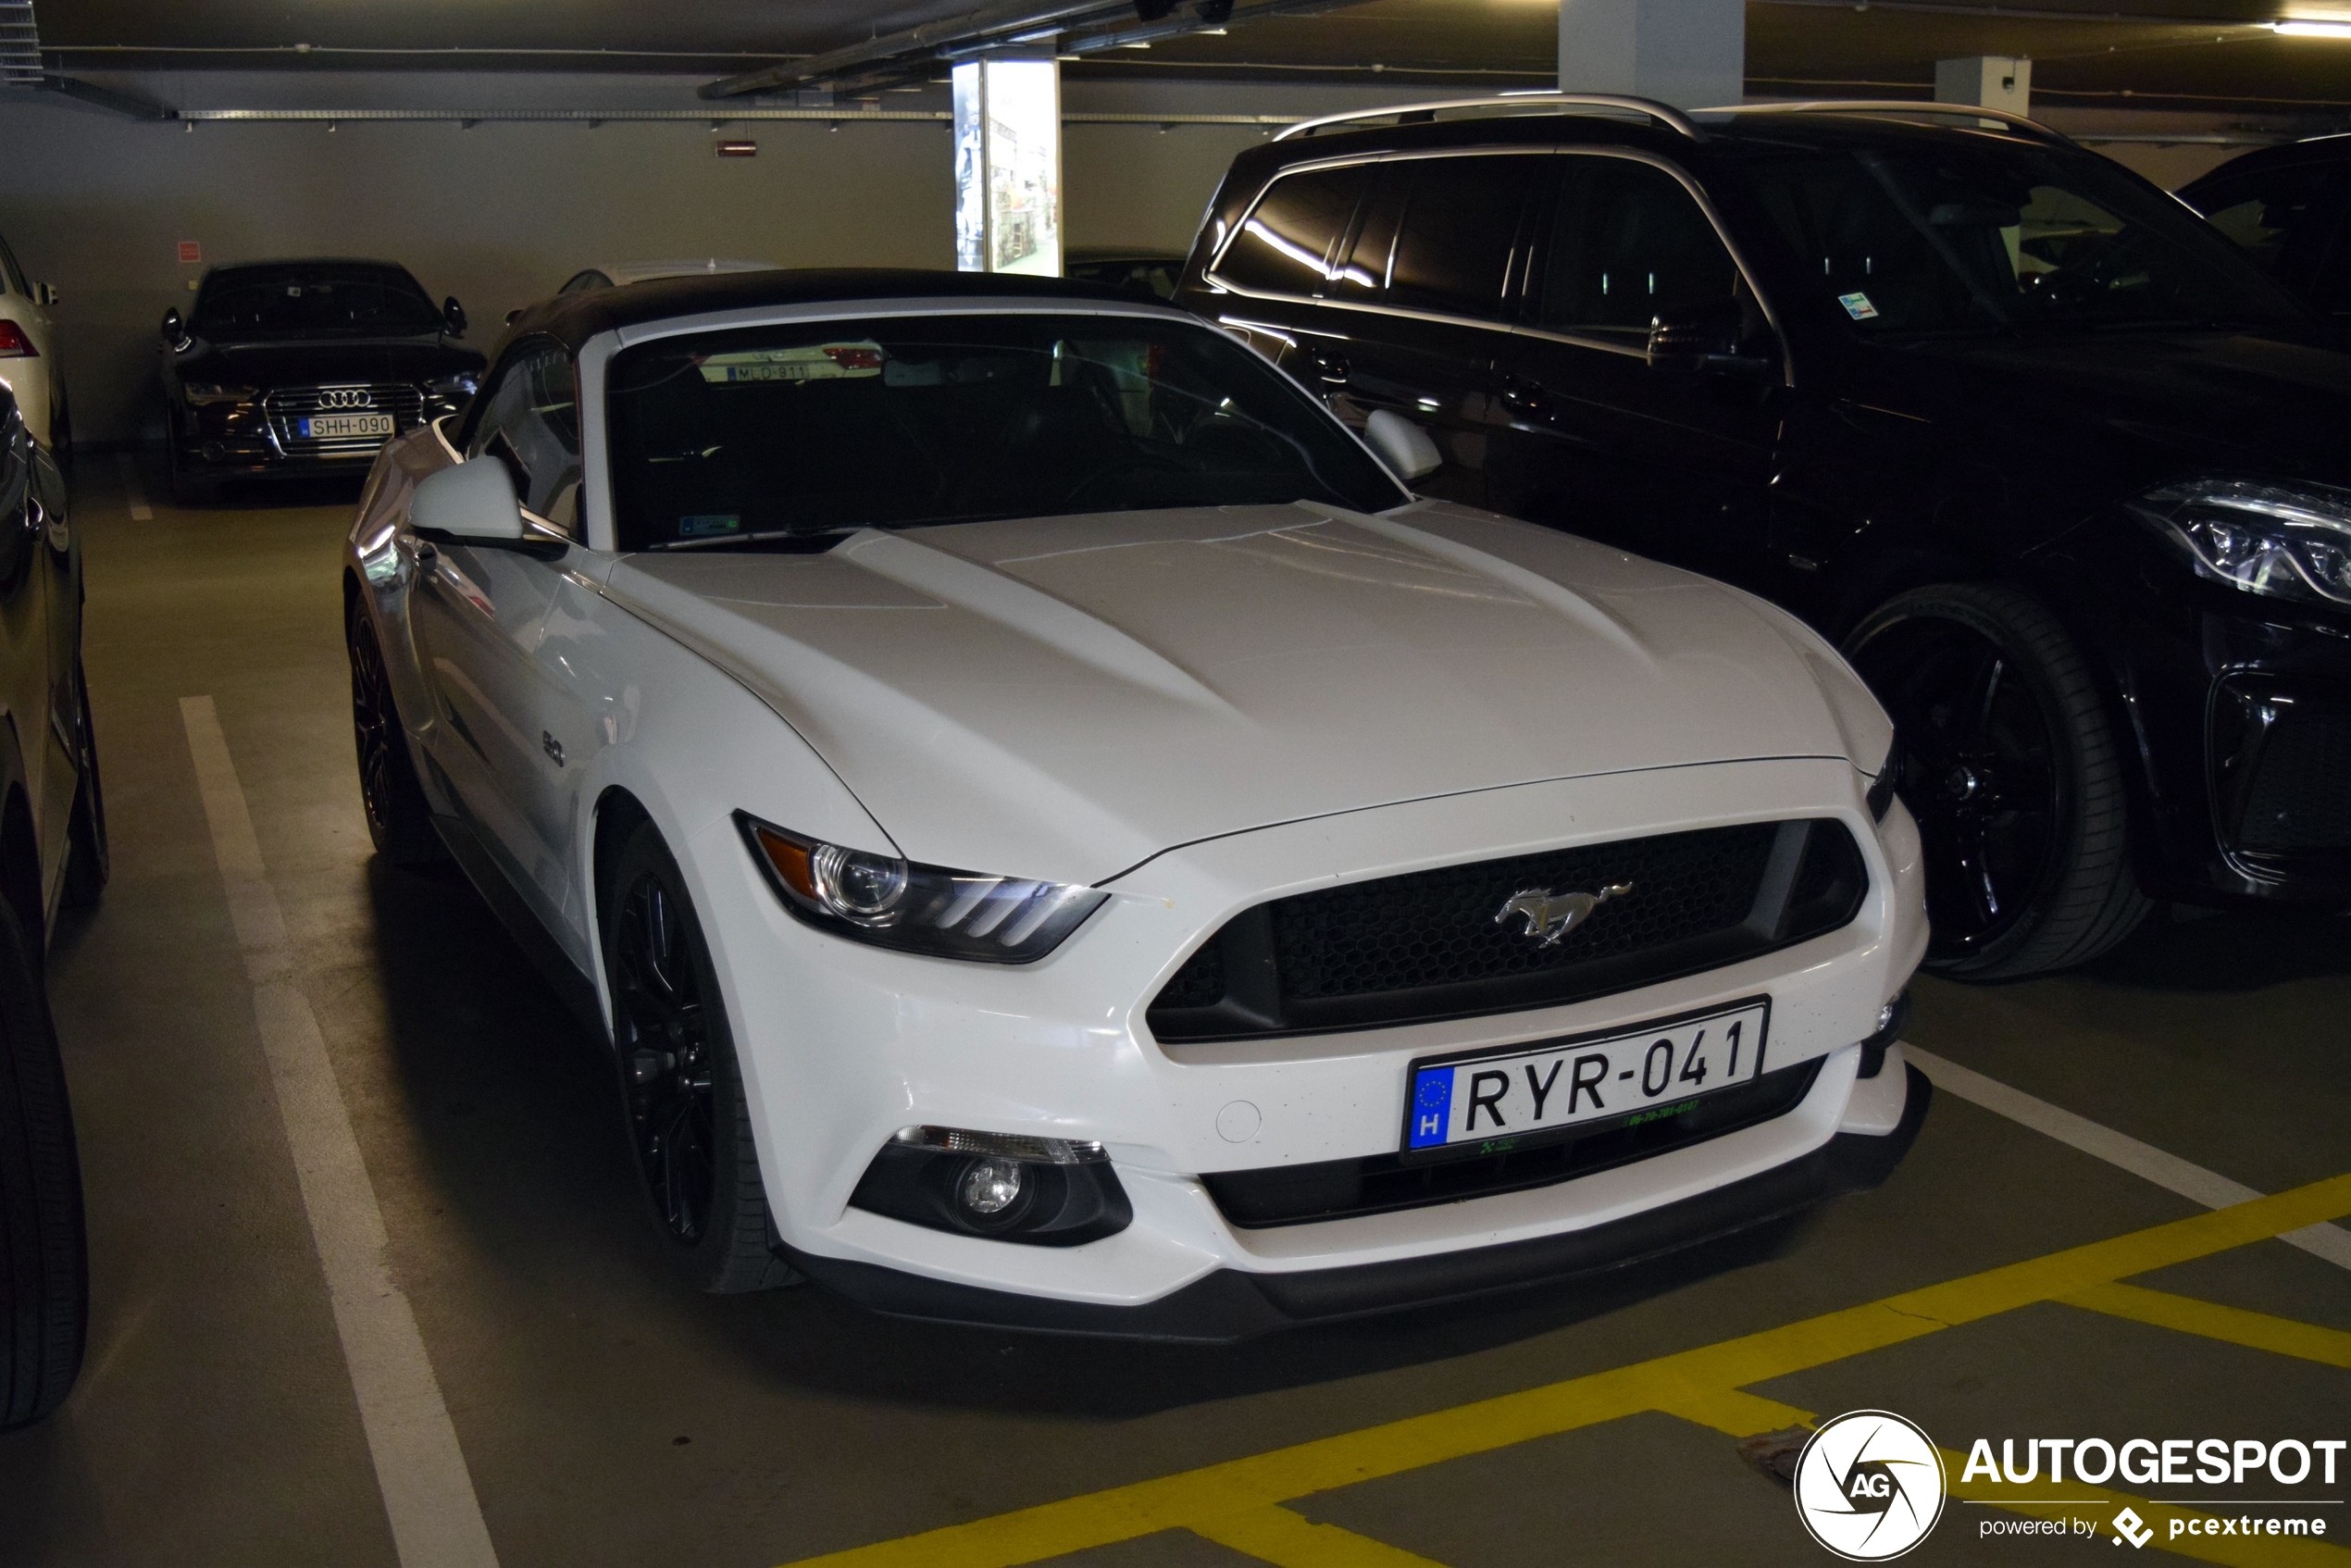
(1149, 819, 1866, 1045)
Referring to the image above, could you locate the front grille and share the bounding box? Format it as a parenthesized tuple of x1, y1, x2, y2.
(1149, 819, 1866, 1044)
(263, 383, 425, 458)
(1203, 1056, 1823, 1227)
(2233, 698, 2351, 852)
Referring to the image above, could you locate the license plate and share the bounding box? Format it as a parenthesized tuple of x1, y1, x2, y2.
(1401, 999, 1770, 1155)
(298, 413, 394, 439)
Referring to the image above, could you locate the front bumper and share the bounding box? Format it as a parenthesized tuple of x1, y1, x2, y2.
(695, 756, 1929, 1334)
(788, 1062, 1928, 1340)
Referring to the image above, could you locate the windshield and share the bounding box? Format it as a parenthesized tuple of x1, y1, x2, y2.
(1738, 141, 2312, 338)
(604, 312, 1406, 550)
(193, 265, 443, 339)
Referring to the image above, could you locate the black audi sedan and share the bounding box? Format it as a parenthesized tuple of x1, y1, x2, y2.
(1176, 99, 2351, 979)
(159, 258, 485, 504)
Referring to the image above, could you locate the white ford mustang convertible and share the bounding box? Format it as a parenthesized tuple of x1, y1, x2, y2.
(343, 269, 1929, 1338)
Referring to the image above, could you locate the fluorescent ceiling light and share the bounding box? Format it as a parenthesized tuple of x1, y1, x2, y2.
(2273, 18, 2351, 35)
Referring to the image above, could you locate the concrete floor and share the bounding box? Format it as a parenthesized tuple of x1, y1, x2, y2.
(1, 459, 2345, 1568)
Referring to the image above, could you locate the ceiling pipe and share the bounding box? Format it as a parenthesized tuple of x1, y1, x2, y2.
(701, 0, 1129, 99)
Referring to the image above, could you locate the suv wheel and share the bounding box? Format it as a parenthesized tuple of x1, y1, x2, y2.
(1846, 582, 2149, 979)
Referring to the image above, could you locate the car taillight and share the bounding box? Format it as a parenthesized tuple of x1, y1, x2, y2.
(0, 321, 35, 357)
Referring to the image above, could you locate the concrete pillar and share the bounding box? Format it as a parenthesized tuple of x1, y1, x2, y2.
(951, 56, 1063, 276)
(1934, 56, 2032, 117)
(1558, 0, 1745, 111)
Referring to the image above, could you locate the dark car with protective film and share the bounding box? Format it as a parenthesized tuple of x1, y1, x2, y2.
(159, 258, 485, 504)
(1176, 96, 2351, 980)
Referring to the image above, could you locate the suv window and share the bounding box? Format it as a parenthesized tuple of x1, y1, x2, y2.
(1539, 157, 1739, 342)
(2188, 164, 2343, 297)
(1215, 164, 1372, 296)
(1364, 154, 1542, 320)
(468, 344, 582, 535)
(1741, 144, 2306, 337)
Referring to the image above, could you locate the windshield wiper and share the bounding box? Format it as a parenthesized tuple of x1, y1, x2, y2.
(642, 525, 865, 552)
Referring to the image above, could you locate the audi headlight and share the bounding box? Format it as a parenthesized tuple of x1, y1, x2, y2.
(182, 382, 257, 405)
(2130, 478, 2351, 610)
(737, 813, 1107, 963)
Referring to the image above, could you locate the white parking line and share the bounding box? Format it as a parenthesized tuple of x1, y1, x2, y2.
(1906, 1043, 2351, 1272)
(115, 453, 152, 520)
(180, 695, 501, 1568)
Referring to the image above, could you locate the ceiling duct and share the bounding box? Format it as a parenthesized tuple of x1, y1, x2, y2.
(702, 0, 1358, 99)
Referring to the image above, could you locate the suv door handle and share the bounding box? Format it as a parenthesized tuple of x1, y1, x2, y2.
(1313, 353, 1350, 386)
(1499, 375, 1549, 415)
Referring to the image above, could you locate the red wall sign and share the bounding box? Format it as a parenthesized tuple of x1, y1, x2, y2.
(177, 241, 202, 264)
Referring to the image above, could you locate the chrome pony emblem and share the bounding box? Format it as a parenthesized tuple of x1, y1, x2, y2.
(1495, 882, 1633, 947)
(317, 387, 375, 410)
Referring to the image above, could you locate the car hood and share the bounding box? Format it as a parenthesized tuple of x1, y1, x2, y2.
(174, 336, 484, 387)
(603, 502, 1877, 886)
(1886, 330, 2351, 485)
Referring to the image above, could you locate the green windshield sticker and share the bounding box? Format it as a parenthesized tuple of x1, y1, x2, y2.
(697, 342, 886, 384)
(1837, 292, 1880, 321)
(678, 514, 741, 537)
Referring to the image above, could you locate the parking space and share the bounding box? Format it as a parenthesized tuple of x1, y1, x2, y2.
(0, 462, 2338, 1567)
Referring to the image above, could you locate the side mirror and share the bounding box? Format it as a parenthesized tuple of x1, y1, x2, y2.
(412, 458, 525, 543)
(1363, 408, 1442, 484)
(160, 308, 190, 351)
(442, 296, 467, 339)
(1647, 301, 1773, 377)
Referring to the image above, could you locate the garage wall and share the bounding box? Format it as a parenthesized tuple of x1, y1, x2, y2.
(0, 73, 1414, 445)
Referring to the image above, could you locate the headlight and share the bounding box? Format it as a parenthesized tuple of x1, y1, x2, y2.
(737, 813, 1107, 963)
(425, 373, 479, 402)
(1865, 734, 1900, 823)
(2130, 478, 2351, 610)
(182, 382, 257, 404)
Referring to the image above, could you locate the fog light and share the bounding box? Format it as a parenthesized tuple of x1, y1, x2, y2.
(959, 1157, 1025, 1216)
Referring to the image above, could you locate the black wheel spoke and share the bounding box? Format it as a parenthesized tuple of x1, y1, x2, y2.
(616, 866, 717, 1247)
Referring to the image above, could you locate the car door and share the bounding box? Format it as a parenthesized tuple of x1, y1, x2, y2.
(1485, 153, 1783, 583)
(1199, 158, 1376, 388)
(0, 415, 53, 902)
(1305, 152, 1546, 508)
(407, 341, 600, 958)
(2185, 160, 2349, 326)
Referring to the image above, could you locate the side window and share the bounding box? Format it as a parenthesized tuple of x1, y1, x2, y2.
(0, 234, 24, 298)
(467, 345, 582, 536)
(1213, 164, 1373, 297)
(2190, 165, 2343, 298)
(1383, 155, 1542, 320)
(1540, 158, 1740, 342)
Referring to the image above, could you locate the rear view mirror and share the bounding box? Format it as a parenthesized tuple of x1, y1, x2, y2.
(160, 308, 190, 351)
(443, 296, 467, 338)
(1364, 408, 1442, 484)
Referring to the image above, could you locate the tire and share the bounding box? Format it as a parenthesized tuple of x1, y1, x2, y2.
(166, 442, 216, 508)
(603, 819, 798, 1294)
(59, 667, 106, 911)
(1846, 582, 2150, 979)
(346, 600, 445, 865)
(0, 895, 86, 1430)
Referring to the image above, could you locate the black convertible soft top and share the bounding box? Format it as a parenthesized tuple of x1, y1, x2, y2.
(501, 268, 1153, 358)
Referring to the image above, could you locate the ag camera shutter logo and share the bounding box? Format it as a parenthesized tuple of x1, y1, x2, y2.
(1794, 1410, 1947, 1560)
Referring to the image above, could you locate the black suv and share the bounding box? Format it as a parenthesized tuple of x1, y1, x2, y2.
(2178, 135, 2351, 332)
(1176, 97, 2351, 979)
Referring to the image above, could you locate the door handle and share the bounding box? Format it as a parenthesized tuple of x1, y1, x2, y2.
(1500, 375, 1549, 415)
(1313, 353, 1350, 387)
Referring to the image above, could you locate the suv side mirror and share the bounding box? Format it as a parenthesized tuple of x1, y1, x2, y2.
(1648, 300, 1774, 377)
(442, 296, 467, 339)
(1363, 408, 1442, 483)
(160, 308, 191, 351)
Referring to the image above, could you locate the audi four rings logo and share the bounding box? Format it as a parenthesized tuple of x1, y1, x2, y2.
(1794, 1411, 1948, 1560)
(317, 387, 375, 409)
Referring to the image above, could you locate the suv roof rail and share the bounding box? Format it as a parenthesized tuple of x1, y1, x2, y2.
(1699, 100, 2077, 148)
(1275, 93, 1703, 143)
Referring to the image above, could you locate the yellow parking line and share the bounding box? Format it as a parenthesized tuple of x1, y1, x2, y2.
(1946, 1448, 2350, 1565)
(1191, 1506, 1454, 1567)
(2064, 1282, 2351, 1370)
(777, 1172, 2351, 1568)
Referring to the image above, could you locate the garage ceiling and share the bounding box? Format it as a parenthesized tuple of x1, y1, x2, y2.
(29, 0, 2351, 114)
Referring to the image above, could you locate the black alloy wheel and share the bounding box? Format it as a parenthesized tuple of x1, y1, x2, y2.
(614, 868, 717, 1247)
(602, 818, 797, 1294)
(1846, 583, 2148, 979)
(346, 601, 444, 865)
